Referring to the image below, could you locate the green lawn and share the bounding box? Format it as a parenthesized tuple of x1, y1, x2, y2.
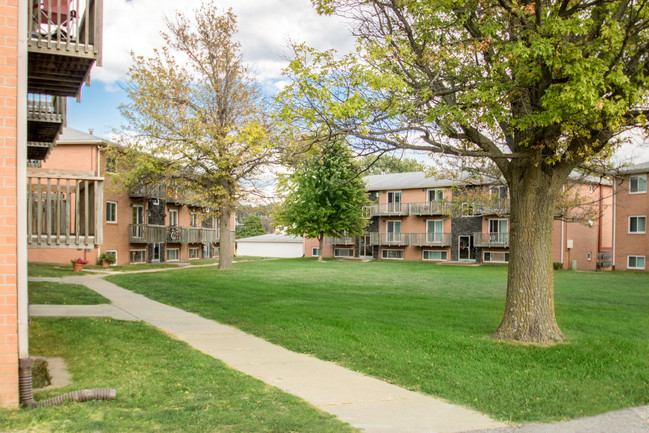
(0, 318, 356, 433)
(106, 259, 649, 423)
(28, 262, 92, 277)
(29, 281, 110, 305)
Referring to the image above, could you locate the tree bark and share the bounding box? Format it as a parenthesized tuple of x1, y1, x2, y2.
(218, 202, 233, 271)
(492, 164, 569, 343)
(318, 233, 324, 262)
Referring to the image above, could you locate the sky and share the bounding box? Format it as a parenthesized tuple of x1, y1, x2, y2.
(67, 0, 649, 165)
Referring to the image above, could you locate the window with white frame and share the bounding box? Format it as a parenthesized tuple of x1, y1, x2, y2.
(130, 249, 146, 263)
(629, 216, 646, 233)
(312, 247, 319, 256)
(484, 251, 509, 263)
(167, 248, 179, 262)
(427, 189, 444, 202)
(189, 247, 200, 259)
(212, 247, 219, 257)
(106, 157, 116, 174)
(190, 212, 198, 228)
(334, 248, 353, 257)
(106, 201, 117, 223)
(630, 174, 647, 194)
(423, 250, 447, 261)
(382, 249, 404, 259)
(426, 219, 443, 243)
(169, 209, 178, 226)
(105, 250, 117, 265)
(489, 185, 508, 199)
(628, 255, 645, 270)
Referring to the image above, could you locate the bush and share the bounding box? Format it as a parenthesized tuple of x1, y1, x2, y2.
(553, 262, 562, 270)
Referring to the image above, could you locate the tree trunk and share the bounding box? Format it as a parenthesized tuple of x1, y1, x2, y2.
(318, 233, 324, 262)
(492, 165, 569, 343)
(218, 203, 233, 271)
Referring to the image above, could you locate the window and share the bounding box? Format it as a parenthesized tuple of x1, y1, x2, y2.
(387, 191, 402, 213)
(426, 219, 443, 243)
(489, 185, 508, 198)
(628, 255, 646, 270)
(169, 209, 178, 226)
(484, 251, 509, 263)
(629, 216, 646, 233)
(427, 189, 444, 202)
(130, 249, 146, 264)
(167, 248, 179, 262)
(190, 212, 198, 228)
(106, 157, 116, 174)
(212, 247, 219, 258)
(382, 249, 404, 259)
(488, 219, 509, 244)
(386, 220, 401, 243)
(106, 201, 117, 223)
(334, 248, 353, 257)
(189, 247, 200, 259)
(312, 247, 319, 256)
(423, 250, 447, 261)
(630, 175, 647, 194)
(105, 250, 117, 265)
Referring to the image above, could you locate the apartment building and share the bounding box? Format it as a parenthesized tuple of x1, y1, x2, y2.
(1, 0, 103, 407)
(306, 171, 614, 271)
(28, 129, 236, 266)
(613, 161, 649, 271)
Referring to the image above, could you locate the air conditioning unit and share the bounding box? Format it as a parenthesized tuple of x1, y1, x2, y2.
(152, 199, 159, 206)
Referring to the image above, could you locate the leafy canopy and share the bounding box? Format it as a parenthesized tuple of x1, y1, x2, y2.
(238, 215, 266, 238)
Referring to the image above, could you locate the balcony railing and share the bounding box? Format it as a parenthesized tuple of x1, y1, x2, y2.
(27, 0, 103, 97)
(365, 202, 409, 217)
(470, 199, 510, 216)
(409, 201, 448, 216)
(129, 185, 168, 200)
(27, 94, 67, 159)
(369, 232, 410, 246)
(129, 225, 222, 244)
(27, 174, 103, 248)
(325, 236, 356, 245)
(409, 232, 452, 247)
(473, 232, 510, 247)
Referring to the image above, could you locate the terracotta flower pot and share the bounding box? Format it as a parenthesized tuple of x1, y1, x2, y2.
(72, 262, 84, 272)
(101, 260, 110, 268)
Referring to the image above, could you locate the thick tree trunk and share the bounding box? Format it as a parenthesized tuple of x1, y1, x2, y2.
(218, 203, 233, 271)
(318, 233, 324, 262)
(492, 165, 568, 343)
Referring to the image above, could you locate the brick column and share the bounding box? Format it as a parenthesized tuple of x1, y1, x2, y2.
(0, 0, 20, 409)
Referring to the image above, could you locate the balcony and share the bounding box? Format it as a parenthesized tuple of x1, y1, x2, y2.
(369, 232, 410, 246)
(325, 236, 356, 245)
(129, 185, 168, 200)
(409, 232, 452, 247)
(28, 0, 103, 97)
(27, 173, 103, 248)
(27, 94, 66, 160)
(409, 201, 448, 216)
(365, 202, 409, 217)
(128, 225, 222, 244)
(471, 199, 510, 216)
(473, 232, 510, 247)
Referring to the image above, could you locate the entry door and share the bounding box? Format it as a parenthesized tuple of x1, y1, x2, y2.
(427, 220, 443, 244)
(387, 191, 401, 213)
(151, 243, 162, 263)
(459, 235, 475, 260)
(359, 235, 372, 257)
(133, 205, 144, 239)
(387, 221, 401, 243)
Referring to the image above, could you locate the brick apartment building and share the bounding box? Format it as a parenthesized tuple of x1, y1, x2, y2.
(305, 171, 615, 271)
(1, 0, 103, 407)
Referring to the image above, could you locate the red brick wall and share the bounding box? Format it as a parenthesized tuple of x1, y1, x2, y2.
(0, 0, 19, 408)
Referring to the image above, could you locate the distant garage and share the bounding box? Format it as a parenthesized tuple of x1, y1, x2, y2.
(236, 234, 304, 258)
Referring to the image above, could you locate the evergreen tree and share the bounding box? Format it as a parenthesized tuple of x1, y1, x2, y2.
(238, 215, 265, 238)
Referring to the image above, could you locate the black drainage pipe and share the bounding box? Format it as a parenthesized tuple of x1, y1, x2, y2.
(19, 358, 116, 408)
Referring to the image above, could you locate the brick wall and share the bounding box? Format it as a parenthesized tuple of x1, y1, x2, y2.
(0, 0, 19, 409)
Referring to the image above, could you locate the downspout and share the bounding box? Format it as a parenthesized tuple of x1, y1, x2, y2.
(559, 185, 564, 268)
(612, 179, 617, 269)
(597, 184, 603, 268)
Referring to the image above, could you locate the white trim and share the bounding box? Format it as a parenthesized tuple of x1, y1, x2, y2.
(381, 248, 404, 260)
(189, 247, 200, 260)
(629, 174, 647, 194)
(169, 209, 178, 226)
(627, 255, 646, 270)
(105, 250, 117, 266)
(483, 250, 510, 263)
(130, 249, 146, 264)
(106, 201, 117, 223)
(312, 247, 319, 256)
(167, 248, 179, 262)
(427, 188, 444, 202)
(628, 215, 646, 234)
(422, 250, 448, 261)
(334, 247, 354, 257)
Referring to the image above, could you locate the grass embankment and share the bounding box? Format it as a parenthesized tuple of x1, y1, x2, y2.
(29, 281, 110, 305)
(0, 318, 357, 433)
(107, 259, 649, 423)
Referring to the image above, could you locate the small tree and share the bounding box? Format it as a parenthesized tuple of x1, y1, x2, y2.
(238, 215, 265, 238)
(274, 141, 369, 261)
(118, 2, 277, 271)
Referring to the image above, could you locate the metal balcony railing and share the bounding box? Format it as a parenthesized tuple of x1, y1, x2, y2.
(409, 201, 448, 216)
(409, 232, 452, 247)
(473, 232, 510, 247)
(369, 232, 410, 246)
(27, 174, 103, 248)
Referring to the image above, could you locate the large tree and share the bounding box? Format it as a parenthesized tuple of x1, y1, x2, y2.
(238, 215, 266, 238)
(279, 0, 649, 342)
(274, 141, 369, 262)
(118, 3, 276, 270)
(361, 154, 427, 174)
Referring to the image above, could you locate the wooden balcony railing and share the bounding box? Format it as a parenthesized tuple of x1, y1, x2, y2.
(28, 0, 103, 97)
(409, 232, 452, 247)
(473, 232, 510, 247)
(469, 199, 510, 216)
(325, 236, 356, 245)
(129, 185, 168, 200)
(365, 202, 409, 217)
(129, 225, 222, 244)
(409, 201, 448, 216)
(27, 93, 66, 159)
(27, 174, 103, 248)
(369, 232, 410, 246)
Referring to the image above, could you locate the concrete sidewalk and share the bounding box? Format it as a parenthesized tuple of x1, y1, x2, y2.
(51, 274, 506, 433)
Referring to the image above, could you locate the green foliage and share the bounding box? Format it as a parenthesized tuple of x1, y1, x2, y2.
(360, 154, 427, 175)
(237, 215, 265, 238)
(274, 141, 369, 242)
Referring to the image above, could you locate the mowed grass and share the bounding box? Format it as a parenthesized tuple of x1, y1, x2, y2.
(28, 262, 92, 277)
(0, 318, 357, 433)
(107, 259, 649, 423)
(29, 281, 110, 305)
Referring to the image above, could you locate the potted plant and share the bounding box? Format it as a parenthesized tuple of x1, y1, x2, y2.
(98, 253, 115, 268)
(71, 258, 88, 272)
